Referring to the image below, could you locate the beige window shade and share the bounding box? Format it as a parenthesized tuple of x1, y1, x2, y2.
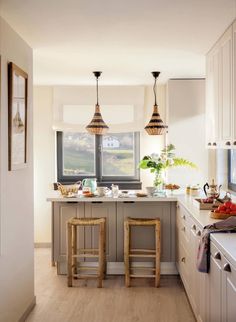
(52, 86, 144, 133)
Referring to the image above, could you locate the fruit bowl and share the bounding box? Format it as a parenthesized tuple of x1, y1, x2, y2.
(165, 184, 180, 194)
(210, 201, 236, 219)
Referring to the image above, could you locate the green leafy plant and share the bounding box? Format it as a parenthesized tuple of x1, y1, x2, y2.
(139, 144, 197, 187)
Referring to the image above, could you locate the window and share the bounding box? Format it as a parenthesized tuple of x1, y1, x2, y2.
(228, 150, 236, 192)
(57, 131, 140, 188)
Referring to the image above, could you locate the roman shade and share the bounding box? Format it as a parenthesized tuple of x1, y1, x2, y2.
(52, 86, 144, 133)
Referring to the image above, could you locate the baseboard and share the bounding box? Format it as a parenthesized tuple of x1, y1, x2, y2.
(34, 242, 51, 248)
(57, 261, 178, 275)
(18, 296, 36, 322)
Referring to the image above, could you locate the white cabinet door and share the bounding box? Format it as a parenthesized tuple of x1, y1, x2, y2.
(222, 257, 236, 322)
(209, 254, 222, 322)
(220, 27, 233, 144)
(233, 21, 236, 144)
(206, 53, 216, 146)
(206, 23, 234, 148)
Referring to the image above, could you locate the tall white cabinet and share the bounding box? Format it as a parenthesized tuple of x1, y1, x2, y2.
(206, 20, 236, 148)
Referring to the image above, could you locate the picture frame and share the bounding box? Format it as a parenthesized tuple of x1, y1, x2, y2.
(8, 62, 28, 171)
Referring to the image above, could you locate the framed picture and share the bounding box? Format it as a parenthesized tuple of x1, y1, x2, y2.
(8, 62, 28, 170)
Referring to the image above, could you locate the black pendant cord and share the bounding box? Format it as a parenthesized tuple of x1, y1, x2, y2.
(96, 76, 99, 106)
(153, 76, 157, 106)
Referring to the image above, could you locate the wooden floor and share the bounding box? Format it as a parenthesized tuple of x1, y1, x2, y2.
(26, 249, 195, 322)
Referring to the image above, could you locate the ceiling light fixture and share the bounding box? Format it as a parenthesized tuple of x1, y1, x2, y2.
(145, 71, 168, 135)
(86, 71, 109, 135)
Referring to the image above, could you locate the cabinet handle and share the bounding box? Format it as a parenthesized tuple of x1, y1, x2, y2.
(191, 224, 196, 230)
(66, 201, 79, 204)
(181, 215, 186, 220)
(197, 231, 201, 236)
(176, 204, 180, 209)
(91, 201, 103, 204)
(181, 257, 186, 263)
(214, 252, 221, 260)
(207, 142, 212, 146)
(123, 201, 135, 204)
(223, 263, 231, 272)
(225, 141, 231, 146)
(212, 142, 217, 146)
(181, 227, 185, 232)
(233, 141, 236, 146)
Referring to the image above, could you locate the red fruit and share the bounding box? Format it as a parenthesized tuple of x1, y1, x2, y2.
(230, 211, 236, 215)
(225, 209, 231, 214)
(230, 204, 236, 211)
(224, 201, 232, 208)
(214, 209, 220, 213)
(220, 210, 226, 213)
(218, 205, 226, 212)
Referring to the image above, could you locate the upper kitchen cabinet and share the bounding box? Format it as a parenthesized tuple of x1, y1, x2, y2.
(206, 22, 235, 148)
(233, 21, 236, 144)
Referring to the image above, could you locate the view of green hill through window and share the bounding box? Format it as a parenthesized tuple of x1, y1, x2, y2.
(63, 132, 135, 177)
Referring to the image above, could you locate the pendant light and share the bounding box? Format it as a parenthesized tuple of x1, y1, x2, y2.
(145, 71, 168, 135)
(86, 71, 109, 135)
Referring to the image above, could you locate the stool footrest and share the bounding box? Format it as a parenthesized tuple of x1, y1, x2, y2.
(130, 248, 156, 253)
(73, 274, 100, 279)
(129, 254, 156, 258)
(72, 254, 99, 258)
(130, 274, 156, 278)
(73, 266, 98, 271)
(130, 266, 156, 271)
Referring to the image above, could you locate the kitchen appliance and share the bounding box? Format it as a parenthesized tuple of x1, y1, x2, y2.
(82, 178, 97, 193)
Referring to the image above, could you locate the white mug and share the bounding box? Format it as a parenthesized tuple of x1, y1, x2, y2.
(146, 186, 156, 196)
(97, 187, 110, 197)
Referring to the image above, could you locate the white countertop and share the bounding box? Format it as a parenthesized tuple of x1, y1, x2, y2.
(47, 191, 236, 267)
(47, 190, 179, 202)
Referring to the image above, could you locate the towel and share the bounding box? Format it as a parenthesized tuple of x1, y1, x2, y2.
(197, 216, 236, 273)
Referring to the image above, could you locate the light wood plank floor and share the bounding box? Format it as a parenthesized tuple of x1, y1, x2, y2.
(26, 249, 195, 322)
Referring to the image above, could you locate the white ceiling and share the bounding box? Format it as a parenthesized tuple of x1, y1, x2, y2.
(1, 0, 236, 85)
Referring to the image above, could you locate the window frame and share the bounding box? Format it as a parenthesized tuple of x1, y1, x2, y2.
(56, 131, 141, 189)
(228, 150, 236, 192)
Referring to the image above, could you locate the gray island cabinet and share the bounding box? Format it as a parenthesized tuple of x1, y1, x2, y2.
(49, 196, 178, 275)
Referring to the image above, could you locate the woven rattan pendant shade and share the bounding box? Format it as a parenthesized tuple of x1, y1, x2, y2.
(145, 71, 168, 135)
(86, 71, 109, 135)
(86, 104, 109, 135)
(145, 104, 168, 135)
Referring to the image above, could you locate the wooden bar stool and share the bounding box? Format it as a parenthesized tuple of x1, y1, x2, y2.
(67, 217, 106, 288)
(124, 217, 161, 287)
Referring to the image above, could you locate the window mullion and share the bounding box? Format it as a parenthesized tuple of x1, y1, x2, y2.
(95, 134, 102, 181)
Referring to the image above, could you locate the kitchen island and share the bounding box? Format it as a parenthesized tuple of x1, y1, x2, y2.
(47, 192, 178, 275)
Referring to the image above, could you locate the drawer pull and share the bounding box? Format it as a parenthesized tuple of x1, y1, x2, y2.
(197, 231, 201, 236)
(191, 224, 196, 230)
(225, 141, 231, 146)
(181, 215, 186, 220)
(181, 257, 186, 263)
(212, 142, 217, 146)
(207, 142, 212, 146)
(223, 263, 231, 272)
(214, 252, 221, 260)
(123, 201, 135, 204)
(181, 227, 185, 232)
(91, 201, 103, 204)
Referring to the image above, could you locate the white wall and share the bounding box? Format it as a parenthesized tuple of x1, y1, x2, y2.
(0, 17, 34, 322)
(167, 79, 208, 187)
(34, 87, 54, 244)
(33, 85, 166, 243)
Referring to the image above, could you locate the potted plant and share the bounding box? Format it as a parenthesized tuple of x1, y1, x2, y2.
(139, 144, 197, 190)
